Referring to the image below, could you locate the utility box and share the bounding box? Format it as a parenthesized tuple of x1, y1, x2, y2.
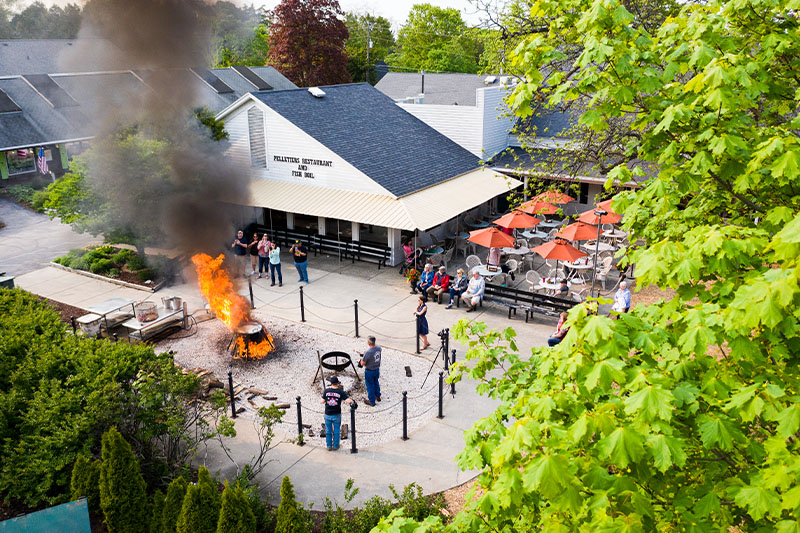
(0, 276, 14, 289)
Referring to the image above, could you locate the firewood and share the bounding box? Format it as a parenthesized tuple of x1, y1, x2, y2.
(341, 424, 348, 439)
(248, 399, 258, 408)
(275, 403, 290, 409)
(235, 407, 245, 414)
(207, 379, 224, 389)
(248, 387, 269, 396)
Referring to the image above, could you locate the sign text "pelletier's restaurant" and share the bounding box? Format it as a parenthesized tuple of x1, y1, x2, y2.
(273, 154, 333, 179)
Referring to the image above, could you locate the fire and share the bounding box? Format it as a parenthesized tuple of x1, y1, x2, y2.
(191, 253, 273, 359)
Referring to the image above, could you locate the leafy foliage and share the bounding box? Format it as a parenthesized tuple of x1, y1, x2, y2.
(375, 0, 800, 530)
(70, 455, 102, 513)
(2, 184, 39, 208)
(99, 427, 148, 533)
(151, 490, 166, 533)
(275, 476, 313, 533)
(0, 1, 81, 39)
(195, 107, 229, 142)
(209, 1, 268, 67)
(344, 13, 394, 84)
(160, 476, 188, 533)
(176, 467, 220, 533)
(266, 0, 351, 87)
(216, 481, 256, 533)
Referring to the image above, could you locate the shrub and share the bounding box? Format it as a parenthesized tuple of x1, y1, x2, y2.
(31, 190, 49, 211)
(390, 482, 445, 523)
(99, 427, 148, 533)
(112, 249, 135, 265)
(90, 258, 114, 274)
(70, 455, 101, 513)
(160, 476, 188, 533)
(127, 254, 147, 271)
(4, 184, 36, 205)
(216, 481, 256, 533)
(137, 268, 154, 281)
(176, 466, 220, 533)
(108, 268, 120, 278)
(151, 490, 165, 533)
(275, 476, 312, 533)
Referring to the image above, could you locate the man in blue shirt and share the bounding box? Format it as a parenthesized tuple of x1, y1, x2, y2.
(359, 336, 382, 406)
(413, 264, 435, 296)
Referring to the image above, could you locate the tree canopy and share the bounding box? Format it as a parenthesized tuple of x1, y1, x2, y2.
(0, 1, 81, 39)
(376, 0, 800, 530)
(266, 0, 351, 87)
(344, 12, 394, 84)
(387, 3, 483, 74)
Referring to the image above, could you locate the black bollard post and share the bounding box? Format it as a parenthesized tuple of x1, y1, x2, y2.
(354, 299, 359, 338)
(444, 328, 449, 365)
(248, 276, 255, 309)
(450, 349, 457, 395)
(415, 316, 420, 354)
(451, 349, 456, 364)
(402, 391, 409, 440)
(300, 286, 306, 322)
(296, 396, 304, 445)
(438, 371, 444, 419)
(350, 403, 358, 454)
(113, 333, 118, 343)
(70, 316, 77, 335)
(228, 371, 237, 419)
(443, 343, 449, 372)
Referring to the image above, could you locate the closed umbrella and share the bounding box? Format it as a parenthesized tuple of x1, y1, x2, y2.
(534, 190, 575, 204)
(467, 227, 516, 249)
(519, 199, 558, 216)
(556, 221, 598, 241)
(493, 210, 541, 229)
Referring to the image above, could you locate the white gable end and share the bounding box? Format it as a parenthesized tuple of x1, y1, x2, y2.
(222, 99, 392, 196)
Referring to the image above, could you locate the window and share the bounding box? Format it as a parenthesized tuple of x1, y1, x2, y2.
(579, 182, 589, 204)
(7, 149, 34, 175)
(247, 107, 267, 168)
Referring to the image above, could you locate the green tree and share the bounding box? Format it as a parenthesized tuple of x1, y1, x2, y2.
(176, 466, 220, 533)
(99, 427, 148, 533)
(160, 476, 188, 533)
(376, 0, 800, 530)
(70, 455, 101, 513)
(0, 1, 81, 38)
(210, 2, 268, 67)
(344, 13, 394, 83)
(151, 490, 166, 533)
(216, 481, 256, 533)
(387, 3, 481, 73)
(275, 476, 312, 533)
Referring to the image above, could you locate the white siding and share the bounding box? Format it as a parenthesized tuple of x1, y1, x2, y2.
(223, 100, 392, 196)
(478, 86, 515, 159)
(397, 102, 483, 156)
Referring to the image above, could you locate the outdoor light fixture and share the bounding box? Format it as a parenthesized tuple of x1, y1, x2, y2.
(590, 209, 608, 298)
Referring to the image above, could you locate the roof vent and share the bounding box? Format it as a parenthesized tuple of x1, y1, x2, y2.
(484, 75, 497, 84)
(500, 76, 510, 85)
(308, 87, 326, 98)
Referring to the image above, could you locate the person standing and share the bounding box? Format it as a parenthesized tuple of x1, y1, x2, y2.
(268, 242, 283, 287)
(248, 232, 260, 276)
(257, 234, 270, 279)
(359, 336, 382, 406)
(290, 240, 309, 284)
(231, 230, 249, 277)
(414, 296, 430, 349)
(320, 376, 352, 451)
(613, 281, 632, 313)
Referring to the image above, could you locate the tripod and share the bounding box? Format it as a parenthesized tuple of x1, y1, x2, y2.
(420, 329, 449, 389)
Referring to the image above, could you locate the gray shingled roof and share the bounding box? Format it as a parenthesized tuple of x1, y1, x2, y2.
(375, 72, 505, 106)
(250, 83, 480, 197)
(0, 39, 128, 76)
(520, 110, 574, 138)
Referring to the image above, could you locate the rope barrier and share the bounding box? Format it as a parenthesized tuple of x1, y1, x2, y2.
(353, 397, 404, 415)
(405, 380, 440, 401)
(357, 307, 418, 324)
(407, 398, 441, 420)
(301, 293, 354, 310)
(358, 324, 417, 341)
(303, 307, 357, 325)
(262, 301, 301, 311)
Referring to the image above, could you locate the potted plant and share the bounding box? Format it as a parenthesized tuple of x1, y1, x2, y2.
(405, 268, 420, 290)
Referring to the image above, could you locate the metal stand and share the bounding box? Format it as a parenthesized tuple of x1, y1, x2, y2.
(420, 329, 448, 390)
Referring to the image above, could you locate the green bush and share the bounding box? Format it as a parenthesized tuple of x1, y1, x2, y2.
(151, 490, 165, 533)
(127, 254, 147, 271)
(275, 476, 312, 533)
(137, 269, 154, 281)
(90, 258, 114, 274)
(70, 455, 101, 513)
(31, 190, 49, 211)
(390, 482, 445, 523)
(216, 481, 256, 533)
(176, 466, 220, 533)
(99, 427, 148, 533)
(4, 184, 36, 205)
(108, 268, 120, 278)
(112, 249, 135, 265)
(160, 476, 188, 533)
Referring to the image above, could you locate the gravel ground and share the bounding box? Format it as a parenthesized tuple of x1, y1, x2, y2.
(156, 311, 446, 447)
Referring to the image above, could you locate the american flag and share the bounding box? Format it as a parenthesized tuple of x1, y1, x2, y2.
(16, 149, 27, 158)
(37, 147, 48, 174)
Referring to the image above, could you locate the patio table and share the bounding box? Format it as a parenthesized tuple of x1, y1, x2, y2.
(471, 265, 501, 277)
(537, 219, 563, 229)
(602, 230, 628, 239)
(500, 247, 530, 255)
(423, 246, 444, 255)
(465, 219, 490, 229)
(538, 279, 572, 295)
(582, 241, 615, 253)
(446, 232, 470, 240)
(520, 230, 548, 240)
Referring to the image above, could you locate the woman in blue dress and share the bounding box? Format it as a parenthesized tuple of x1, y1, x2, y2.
(414, 295, 430, 349)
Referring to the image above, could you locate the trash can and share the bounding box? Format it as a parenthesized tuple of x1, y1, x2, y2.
(76, 314, 102, 337)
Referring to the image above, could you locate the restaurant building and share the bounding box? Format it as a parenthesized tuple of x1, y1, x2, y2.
(215, 82, 520, 265)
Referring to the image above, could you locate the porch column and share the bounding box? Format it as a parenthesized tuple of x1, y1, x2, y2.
(318, 217, 326, 236)
(388, 228, 403, 266)
(0, 153, 8, 181)
(286, 213, 295, 230)
(351, 222, 360, 241)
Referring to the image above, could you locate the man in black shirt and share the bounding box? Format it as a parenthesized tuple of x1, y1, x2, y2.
(231, 230, 249, 277)
(290, 240, 309, 284)
(321, 376, 353, 451)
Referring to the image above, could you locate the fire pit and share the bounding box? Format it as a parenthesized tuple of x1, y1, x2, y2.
(314, 350, 361, 383)
(227, 321, 274, 359)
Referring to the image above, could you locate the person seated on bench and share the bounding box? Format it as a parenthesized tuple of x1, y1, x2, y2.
(547, 312, 570, 346)
(412, 264, 435, 296)
(559, 279, 569, 297)
(445, 269, 468, 309)
(463, 270, 486, 313)
(427, 266, 450, 303)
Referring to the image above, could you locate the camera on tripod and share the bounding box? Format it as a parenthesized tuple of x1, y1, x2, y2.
(437, 329, 448, 339)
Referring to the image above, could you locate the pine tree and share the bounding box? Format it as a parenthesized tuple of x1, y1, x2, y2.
(160, 475, 188, 533)
(150, 490, 165, 533)
(176, 466, 220, 533)
(216, 481, 256, 533)
(275, 476, 304, 533)
(70, 455, 101, 512)
(98, 427, 148, 533)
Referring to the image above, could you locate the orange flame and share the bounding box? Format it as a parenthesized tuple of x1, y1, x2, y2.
(191, 253, 273, 359)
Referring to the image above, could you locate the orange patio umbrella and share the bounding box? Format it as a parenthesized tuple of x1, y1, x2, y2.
(578, 207, 622, 225)
(519, 199, 558, 216)
(556, 221, 598, 241)
(492, 210, 541, 229)
(467, 227, 516, 248)
(596, 198, 622, 217)
(534, 190, 575, 204)
(532, 238, 588, 263)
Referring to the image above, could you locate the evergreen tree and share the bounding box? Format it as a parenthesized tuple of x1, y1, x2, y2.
(160, 476, 188, 533)
(150, 490, 165, 533)
(176, 467, 220, 533)
(216, 481, 256, 533)
(98, 427, 148, 533)
(275, 476, 310, 533)
(70, 455, 101, 513)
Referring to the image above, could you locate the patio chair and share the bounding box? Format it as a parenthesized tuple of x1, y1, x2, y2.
(428, 253, 443, 268)
(526, 270, 543, 292)
(489, 273, 507, 286)
(594, 256, 614, 291)
(465, 255, 482, 272)
(505, 258, 519, 276)
(442, 247, 455, 269)
(602, 223, 614, 232)
(547, 228, 559, 240)
(570, 288, 589, 303)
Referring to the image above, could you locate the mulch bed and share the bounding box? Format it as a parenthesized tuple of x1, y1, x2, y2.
(38, 296, 89, 323)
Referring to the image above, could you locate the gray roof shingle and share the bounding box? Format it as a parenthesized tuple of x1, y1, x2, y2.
(250, 83, 480, 197)
(375, 72, 505, 106)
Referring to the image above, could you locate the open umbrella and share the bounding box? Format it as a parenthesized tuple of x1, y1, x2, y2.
(532, 239, 587, 263)
(534, 190, 575, 204)
(556, 221, 598, 241)
(493, 210, 541, 229)
(578, 208, 622, 225)
(467, 227, 516, 249)
(519, 199, 558, 216)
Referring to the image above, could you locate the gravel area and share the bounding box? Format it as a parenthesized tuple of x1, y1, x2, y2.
(156, 311, 446, 447)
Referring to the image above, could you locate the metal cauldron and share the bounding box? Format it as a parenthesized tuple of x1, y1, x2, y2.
(320, 351, 353, 372)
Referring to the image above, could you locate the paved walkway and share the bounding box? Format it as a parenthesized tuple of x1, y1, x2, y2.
(0, 197, 100, 277)
(14, 253, 555, 508)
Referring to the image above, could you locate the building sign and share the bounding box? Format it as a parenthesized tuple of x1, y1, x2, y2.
(273, 155, 333, 179)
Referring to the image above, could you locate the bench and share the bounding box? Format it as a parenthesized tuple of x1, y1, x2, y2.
(479, 283, 574, 320)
